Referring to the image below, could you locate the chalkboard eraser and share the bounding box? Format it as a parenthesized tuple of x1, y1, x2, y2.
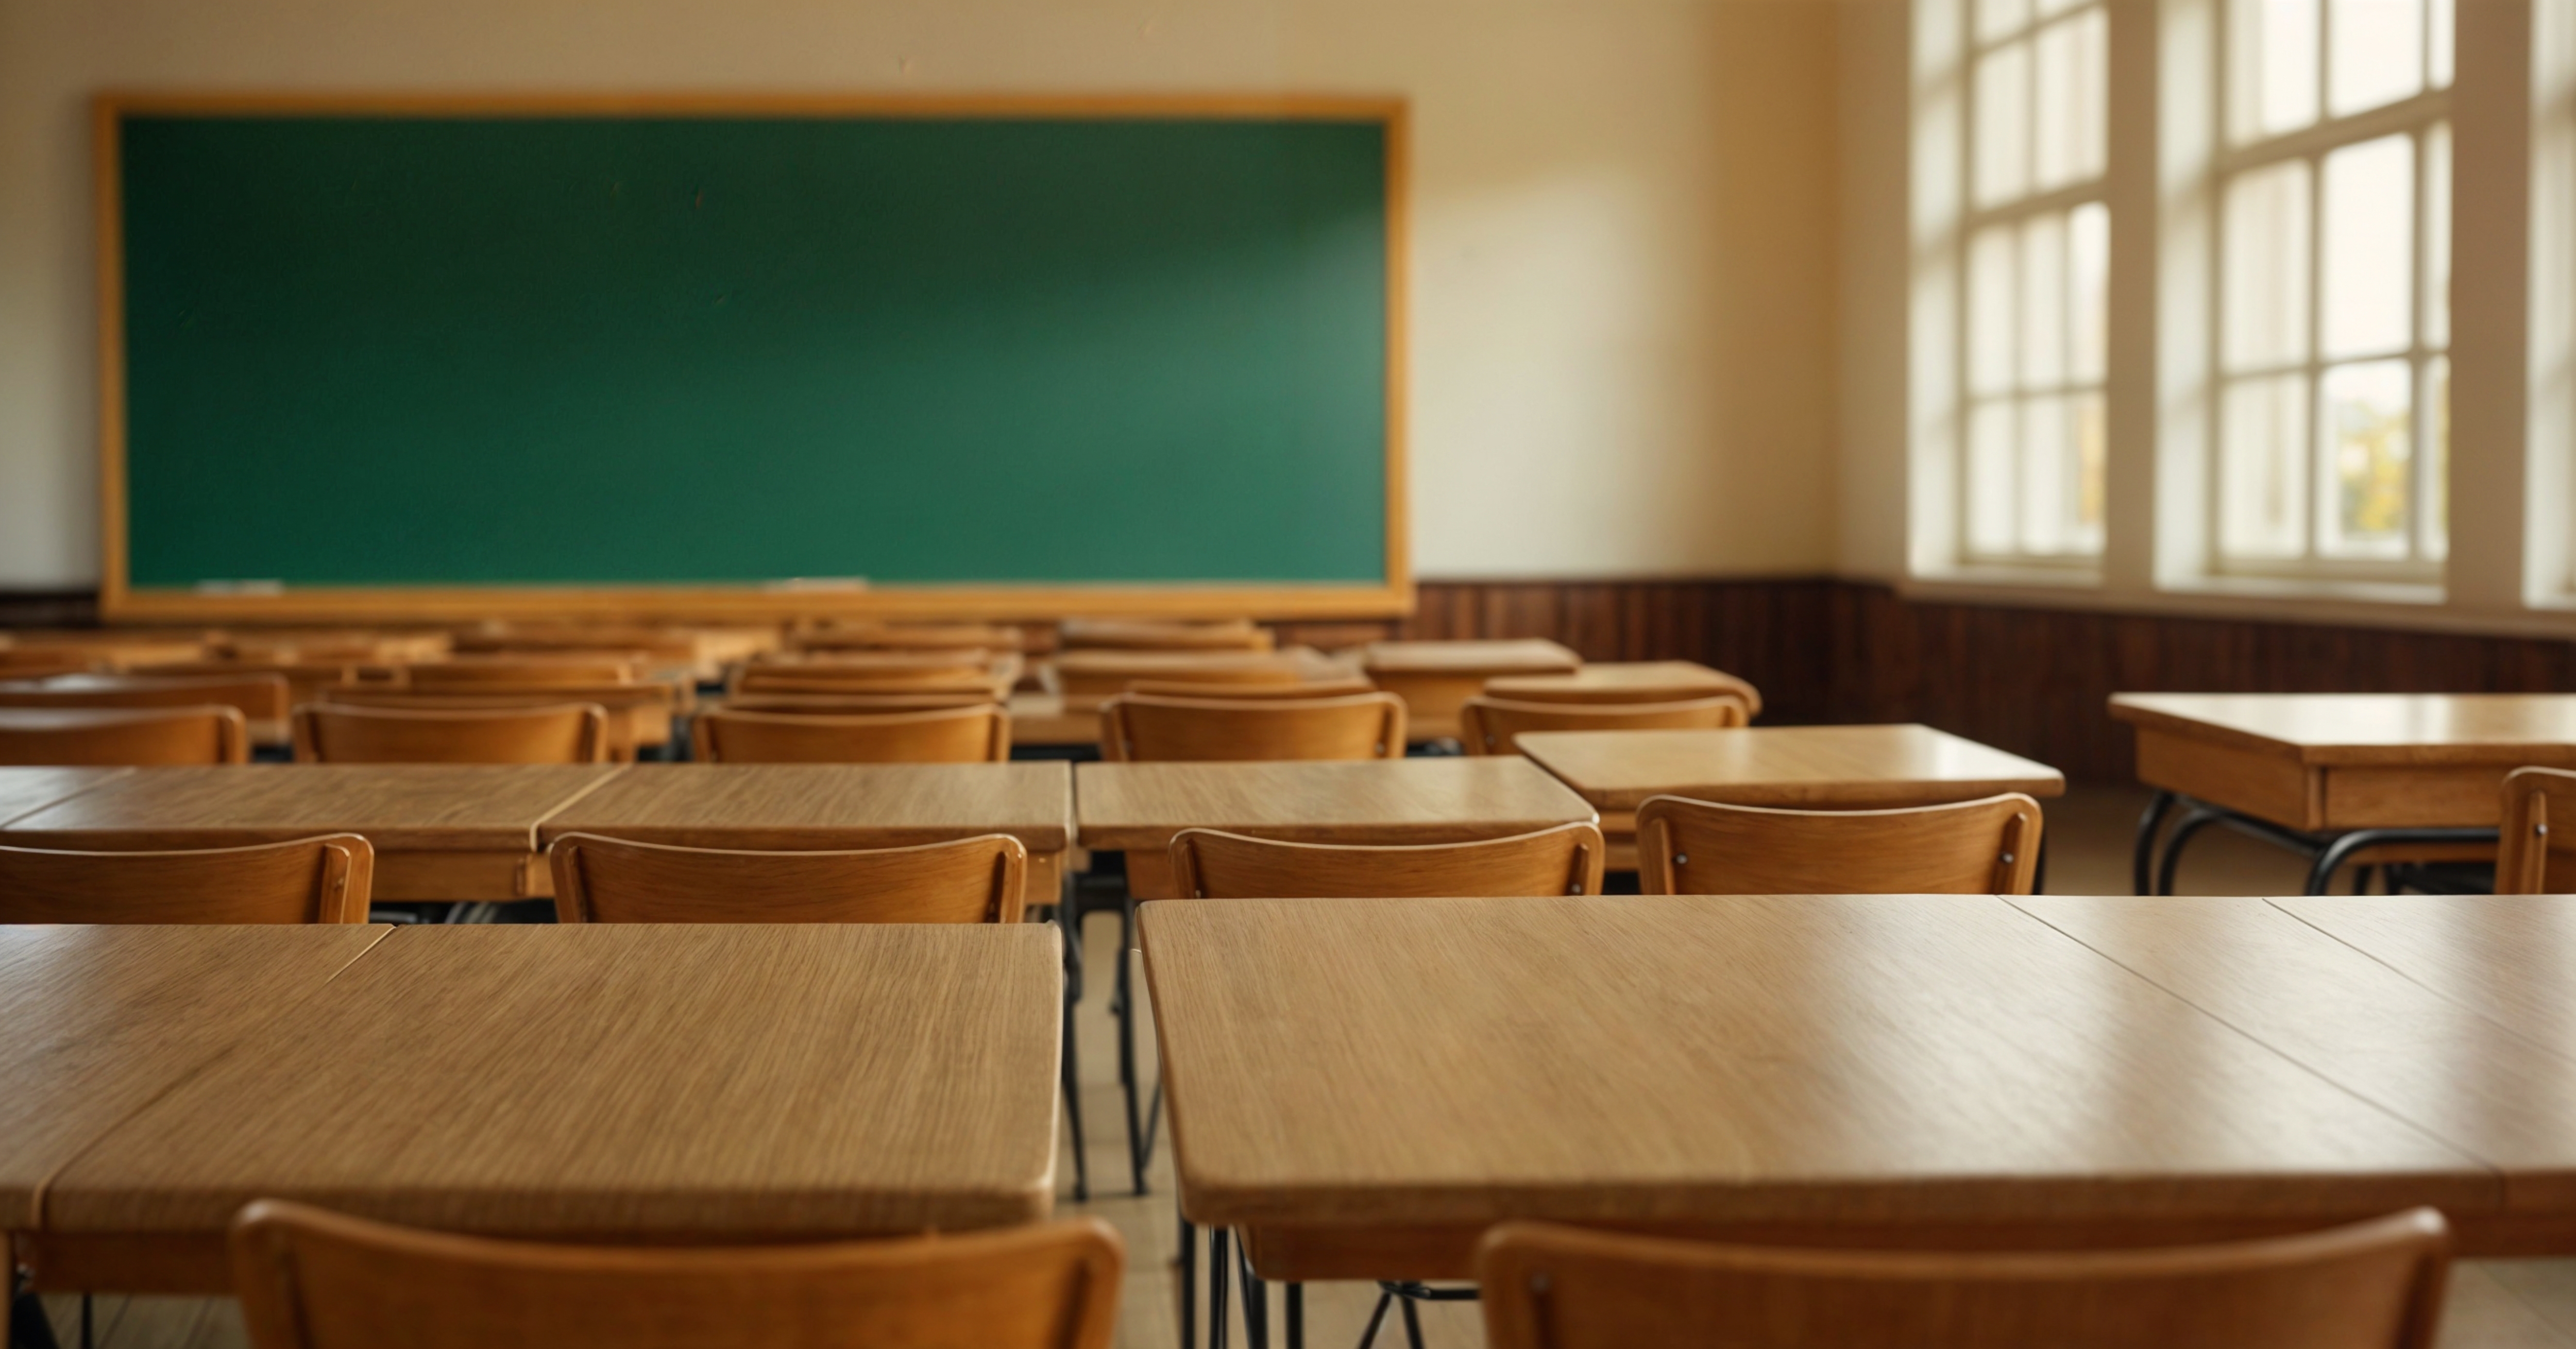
(766, 577, 870, 592)
(194, 579, 285, 596)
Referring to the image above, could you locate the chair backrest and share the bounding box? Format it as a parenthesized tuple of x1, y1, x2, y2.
(0, 672, 291, 722)
(146, 660, 371, 705)
(293, 703, 610, 764)
(1168, 824, 1607, 898)
(721, 691, 1003, 715)
(1634, 793, 2044, 896)
(1459, 695, 1752, 756)
(1100, 692, 1406, 762)
(798, 622, 1026, 654)
(695, 705, 1011, 763)
(405, 656, 638, 687)
(1059, 617, 1272, 651)
(231, 1200, 1121, 1349)
(2496, 765, 2576, 893)
(548, 832, 1028, 924)
(0, 650, 98, 678)
(1476, 1210, 2449, 1349)
(0, 705, 249, 766)
(1048, 652, 1306, 703)
(0, 835, 374, 923)
(1124, 676, 1377, 701)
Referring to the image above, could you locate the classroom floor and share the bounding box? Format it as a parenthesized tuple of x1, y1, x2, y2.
(37, 783, 2576, 1348)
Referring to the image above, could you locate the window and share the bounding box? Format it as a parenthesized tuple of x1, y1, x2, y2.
(1960, 0, 2111, 563)
(2212, 0, 2452, 575)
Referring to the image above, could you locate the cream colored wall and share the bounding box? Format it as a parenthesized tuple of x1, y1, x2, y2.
(0, 0, 1844, 588)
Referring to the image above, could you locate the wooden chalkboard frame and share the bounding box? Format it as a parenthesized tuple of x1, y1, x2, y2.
(93, 92, 1411, 623)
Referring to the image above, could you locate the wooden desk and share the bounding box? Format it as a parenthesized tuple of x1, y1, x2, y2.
(26, 923, 1061, 1294)
(1359, 640, 1581, 742)
(1045, 647, 1351, 713)
(538, 762, 1075, 900)
(0, 764, 623, 901)
(2271, 894, 2576, 1053)
(321, 682, 686, 758)
(1140, 895, 2519, 1285)
(0, 766, 130, 825)
(1, 925, 389, 1231)
(1008, 692, 1099, 748)
(1518, 724, 2065, 867)
(2107, 693, 2576, 893)
(1077, 757, 1597, 899)
(1484, 660, 1764, 717)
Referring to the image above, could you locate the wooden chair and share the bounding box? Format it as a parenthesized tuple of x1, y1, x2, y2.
(1476, 1209, 2450, 1349)
(798, 622, 1027, 654)
(147, 659, 374, 707)
(1100, 692, 1405, 762)
(321, 685, 682, 761)
(1059, 617, 1273, 652)
(231, 1200, 1122, 1349)
(1169, 824, 1607, 898)
(2496, 765, 2576, 893)
(1459, 694, 1752, 756)
(1048, 651, 1308, 705)
(0, 649, 98, 678)
(549, 832, 1029, 923)
(0, 672, 291, 724)
(0, 705, 249, 765)
(1124, 675, 1375, 701)
(722, 691, 1001, 715)
(0, 835, 373, 923)
(405, 656, 638, 687)
(1634, 793, 2044, 896)
(695, 705, 1011, 763)
(293, 703, 611, 764)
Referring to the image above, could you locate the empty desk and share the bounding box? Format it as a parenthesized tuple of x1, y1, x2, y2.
(0, 766, 132, 825)
(1358, 640, 1581, 742)
(1484, 659, 1763, 716)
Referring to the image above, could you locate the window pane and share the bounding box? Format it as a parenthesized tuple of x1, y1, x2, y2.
(2428, 0, 2454, 87)
(2422, 123, 2450, 348)
(2231, 0, 2321, 143)
(1975, 42, 2033, 207)
(2319, 360, 2413, 556)
(2328, 0, 2426, 116)
(2021, 396, 2071, 553)
(2073, 390, 2108, 549)
(2319, 134, 2415, 358)
(2223, 159, 2313, 371)
(2222, 373, 2311, 559)
(2033, 9, 2108, 190)
(2421, 355, 2448, 559)
(1968, 400, 2018, 555)
(2020, 213, 2068, 388)
(1980, 0, 2035, 43)
(1969, 225, 2018, 396)
(2070, 202, 2110, 383)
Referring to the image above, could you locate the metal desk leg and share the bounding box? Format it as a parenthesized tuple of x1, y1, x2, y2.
(2133, 790, 2177, 895)
(2155, 805, 2229, 895)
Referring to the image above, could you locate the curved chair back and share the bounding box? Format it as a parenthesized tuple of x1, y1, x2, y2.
(1459, 695, 1752, 756)
(1169, 824, 1607, 898)
(1049, 652, 1306, 704)
(722, 691, 1001, 715)
(406, 656, 638, 687)
(1635, 793, 2044, 896)
(294, 703, 609, 764)
(1101, 692, 1405, 762)
(0, 705, 248, 765)
(232, 1201, 1121, 1349)
(2497, 765, 2576, 893)
(0, 672, 291, 723)
(1477, 1210, 2449, 1349)
(695, 705, 1011, 763)
(0, 650, 99, 679)
(548, 832, 1029, 924)
(0, 835, 374, 923)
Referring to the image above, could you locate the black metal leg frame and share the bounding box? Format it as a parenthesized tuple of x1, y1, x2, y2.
(2131, 790, 2496, 896)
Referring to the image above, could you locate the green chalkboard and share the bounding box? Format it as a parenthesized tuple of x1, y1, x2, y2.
(110, 103, 1395, 602)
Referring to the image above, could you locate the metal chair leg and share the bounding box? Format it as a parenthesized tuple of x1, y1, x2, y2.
(1286, 1283, 1304, 1349)
(1059, 985, 1089, 1203)
(1356, 1291, 1394, 1349)
(2132, 790, 2177, 895)
(1178, 1215, 1197, 1349)
(1116, 898, 1150, 1194)
(1209, 1228, 1231, 1349)
(1238, 1241, 1269, 1349)
(1398, 1295, 1426, 1349)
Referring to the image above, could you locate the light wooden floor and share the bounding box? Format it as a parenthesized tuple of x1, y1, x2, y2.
(36, 783, 2576, 1348)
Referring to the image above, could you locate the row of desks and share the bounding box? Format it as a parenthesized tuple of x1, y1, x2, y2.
(12, 892, 2576, 1299)
(0, 725, 2065, 902)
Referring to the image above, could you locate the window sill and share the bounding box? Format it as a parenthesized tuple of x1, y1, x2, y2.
(1911, 563, 2104, 591)
(2162, 573, 2446, 607)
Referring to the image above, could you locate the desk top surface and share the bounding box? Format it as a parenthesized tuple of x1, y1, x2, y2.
(0, 764, 623, 851)
(1516, 724, 2067, 811)
(43, 924, 1062, 1239)
(538, 762, 1072, 851)
(1075, 757, 1596, 849)
(2109, 693, 2576, 763)
(1359, 640, 1582, 676)
(0, 766, 132, 826)
(1141, 894, 2501, 1231)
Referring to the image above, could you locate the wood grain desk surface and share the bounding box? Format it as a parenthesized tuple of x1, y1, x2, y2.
(0, 766, 131, 826)
(1006, 693, 1098, 747)
(1075, 757, 1597, 850)
(1359, 639, 1581, 675)
(1517, 724, 2067, 812)
(0, 764, 624, 851)
(43, 924, 1062, 1242)
(1141, 895, 2522, 1278)
(2109, 694, 2576, 764)
(0, 925, 391, 1228)
(537, 761, 1073, 851)
(1484, 661, 1764, 713)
